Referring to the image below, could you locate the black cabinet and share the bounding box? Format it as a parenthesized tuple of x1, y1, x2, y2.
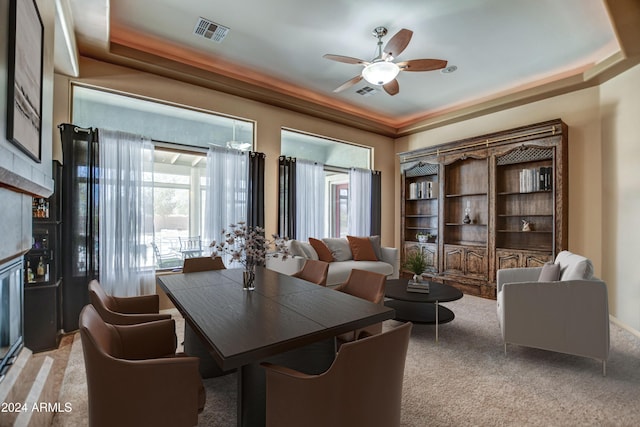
(24, 161, 63, 352)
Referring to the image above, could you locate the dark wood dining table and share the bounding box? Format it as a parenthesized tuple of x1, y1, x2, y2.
(157, 266, 395, 427)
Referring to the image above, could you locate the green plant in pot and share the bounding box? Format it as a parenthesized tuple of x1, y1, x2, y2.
(403, 250, 427, 283)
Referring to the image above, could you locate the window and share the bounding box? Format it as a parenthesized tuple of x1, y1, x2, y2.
(281, 130, 371, 238)
(72, 85, 255, 269)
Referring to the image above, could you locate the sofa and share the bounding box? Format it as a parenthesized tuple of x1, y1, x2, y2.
(496, 250, 609, 375)
(266, 236, 398, 287)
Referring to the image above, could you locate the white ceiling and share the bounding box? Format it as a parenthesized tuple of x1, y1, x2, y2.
(63, 0, 620, 132)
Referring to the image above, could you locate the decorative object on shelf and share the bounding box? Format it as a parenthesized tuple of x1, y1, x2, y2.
(416, 232, 436, 243)
(521, 219, 533, 232)
(210, 222, 289, 290)
(463, 200, 472, 224)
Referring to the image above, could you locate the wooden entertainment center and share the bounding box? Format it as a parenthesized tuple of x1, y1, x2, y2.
(399, 119, 568, 299)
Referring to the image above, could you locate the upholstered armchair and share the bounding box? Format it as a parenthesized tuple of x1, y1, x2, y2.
(291, 259, 330, 286)
(89, 280, 171, 325)
(79, 304, 205, 427)
(262, 322, 412, 427)
(334, 269, 387, 344)
(496, 250, 610, 375)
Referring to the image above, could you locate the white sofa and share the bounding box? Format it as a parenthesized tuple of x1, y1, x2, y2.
(266, 237, 398, 287)
(496, 250, 609, 375)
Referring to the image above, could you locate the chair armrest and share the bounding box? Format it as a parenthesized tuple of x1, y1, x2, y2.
(113, 294, 160, 314)
(114, 319, 177, 359)
(496, 267, 543, 292)
(261, 362, 315, 380)
(96, 308, 172, 325)
(380, 246, 399, 279)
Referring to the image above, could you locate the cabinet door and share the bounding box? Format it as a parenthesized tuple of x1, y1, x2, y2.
(496, 250, 521, 270)
(523, 252, 552, 267)
(443, 245, 464, 275)
(465, 248, 488, 280)
(420, 243, 438, 273)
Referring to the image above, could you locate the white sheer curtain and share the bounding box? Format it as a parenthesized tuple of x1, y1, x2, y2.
(203, 146, 248, 246)
(348, 167, 372, 236)
(296, 159, 325, 240)
(99, 129, 155, 297)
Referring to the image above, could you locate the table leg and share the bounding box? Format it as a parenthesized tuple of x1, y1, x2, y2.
(435, 300, 439, 342)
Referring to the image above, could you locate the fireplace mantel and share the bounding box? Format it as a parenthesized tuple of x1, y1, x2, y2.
(0, 146, 53, 199)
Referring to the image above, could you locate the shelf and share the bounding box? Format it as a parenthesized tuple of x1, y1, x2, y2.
(445, 240, 487, 247)
(497, 214, 553, 218)
(445, 223, 487, 227)
(497, 190, 552, 196)
(497, 246, 552, 252)
(406, 197, 438, 201)
(445, 192, 487, 198)
(406, 226, 438, 230)
(497, 230, 552, 234)
(405, 215, 438, 218)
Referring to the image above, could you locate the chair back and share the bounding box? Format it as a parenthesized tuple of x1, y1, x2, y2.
(264, 322, 412, 427)
(292, 259, 329, 286)
(337, 269, 386, 304)
(183, 256, 226, 273)
(89, 279, 117, 313)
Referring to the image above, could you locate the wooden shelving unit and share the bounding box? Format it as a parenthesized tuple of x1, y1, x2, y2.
(399, 119, 568, 298)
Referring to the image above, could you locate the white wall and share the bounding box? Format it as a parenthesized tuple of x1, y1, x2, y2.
(600, 63, 640, 332)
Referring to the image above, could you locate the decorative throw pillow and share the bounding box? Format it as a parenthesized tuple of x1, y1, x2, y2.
(287, 240, 307, 258)
(538, 262, 561, 282)
(369, 235, 383, 260)
(347, 235, 378, 261)
(309, 238, 334, 262)
(298, 242, 319, 260)
(322, 238, 353, 262)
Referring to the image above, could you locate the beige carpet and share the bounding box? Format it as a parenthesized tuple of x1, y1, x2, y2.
(51, 295, 640, 426)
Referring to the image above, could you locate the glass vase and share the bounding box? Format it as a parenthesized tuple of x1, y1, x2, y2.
(243, 265, 256, 290)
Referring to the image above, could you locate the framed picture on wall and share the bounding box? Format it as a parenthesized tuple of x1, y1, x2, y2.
(6, 0, 44, 163)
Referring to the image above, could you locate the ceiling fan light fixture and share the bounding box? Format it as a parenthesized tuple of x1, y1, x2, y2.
(362, 61, 400, 86)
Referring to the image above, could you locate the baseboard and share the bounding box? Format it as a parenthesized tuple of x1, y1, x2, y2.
(610, 315, 640, 339)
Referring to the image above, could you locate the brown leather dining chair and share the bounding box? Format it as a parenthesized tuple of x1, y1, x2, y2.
(79, 304, 205, 427)
(262, 321, 412, 427)
(334, 269, 387, 344)
(291, 259, 329, 286)
(182, 256, 226, 273)
(88, 279, 171, 325)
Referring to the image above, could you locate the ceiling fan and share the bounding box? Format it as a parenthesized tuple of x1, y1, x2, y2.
(323, 26, 448, 96)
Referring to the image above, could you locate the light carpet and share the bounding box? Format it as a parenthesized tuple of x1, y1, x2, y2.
(52, 295, 640, 426)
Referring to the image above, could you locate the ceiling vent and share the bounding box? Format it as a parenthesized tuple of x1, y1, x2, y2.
(356, 86, 379, 96)
(193, 17, 229, 43)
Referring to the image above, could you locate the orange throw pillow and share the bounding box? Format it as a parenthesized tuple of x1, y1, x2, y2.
(347, 236, 378, 261)
(309, 238, 334, 262)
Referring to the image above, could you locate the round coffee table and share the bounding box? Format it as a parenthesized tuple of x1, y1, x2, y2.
(384, 279, 463, 341)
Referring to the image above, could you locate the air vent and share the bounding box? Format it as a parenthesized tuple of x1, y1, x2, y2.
(193, 17, 229, 43)
(356, 86, 379, 96)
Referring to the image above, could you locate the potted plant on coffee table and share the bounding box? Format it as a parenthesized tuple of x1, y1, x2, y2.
(403, 250, 427, 284)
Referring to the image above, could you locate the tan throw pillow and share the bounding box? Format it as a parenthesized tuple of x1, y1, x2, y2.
(309, 238, 334, 262)
(347, 236, 378, 261)
(538, 262, 561, 282)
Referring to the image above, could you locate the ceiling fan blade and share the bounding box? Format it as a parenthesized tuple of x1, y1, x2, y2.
(323, 54, 369, 65)
(383, 29, 413, 59)
(383, 79, 399, 96)
(334, 75, 363, 93)
(397, 59, 448, 72)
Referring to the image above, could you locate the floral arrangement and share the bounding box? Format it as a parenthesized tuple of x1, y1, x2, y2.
(209, 222, 290, 270)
